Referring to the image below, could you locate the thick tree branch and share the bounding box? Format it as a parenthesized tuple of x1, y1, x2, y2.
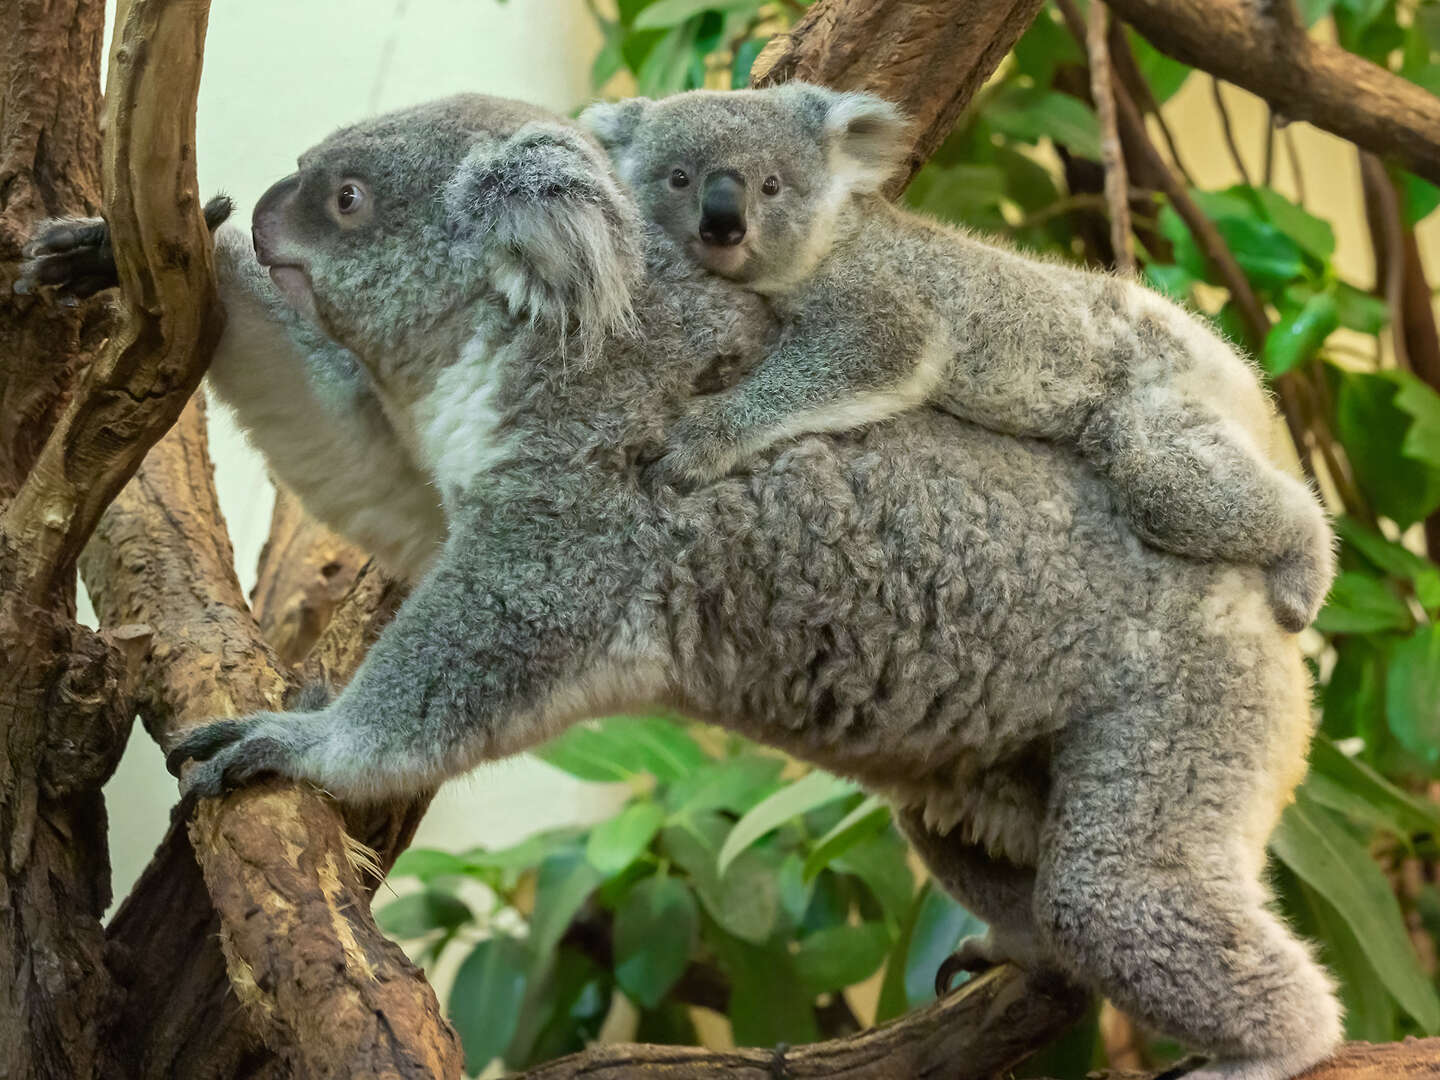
(519, 967, 1089, 1080)
(1106, 0, 1440, 187)
(85, 397, 456, 1078)
(750, 0, 1045, 196)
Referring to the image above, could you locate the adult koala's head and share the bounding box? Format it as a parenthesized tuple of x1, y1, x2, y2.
(251, 94, 642, 362)
(581, 83, 909, 291)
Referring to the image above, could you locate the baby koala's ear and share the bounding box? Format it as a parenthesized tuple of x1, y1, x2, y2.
(446, 122, 640, 354)
(782, 83, 911, 194)
(578, 98, 651, 154)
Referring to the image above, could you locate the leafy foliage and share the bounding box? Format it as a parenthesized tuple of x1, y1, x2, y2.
(382, 0, 1440, 1074)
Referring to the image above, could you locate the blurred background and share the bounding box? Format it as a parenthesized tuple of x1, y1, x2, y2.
(89, 2, 1440, 1077)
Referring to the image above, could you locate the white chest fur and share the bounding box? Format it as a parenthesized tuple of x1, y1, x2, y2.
(409, 325, 511, 506)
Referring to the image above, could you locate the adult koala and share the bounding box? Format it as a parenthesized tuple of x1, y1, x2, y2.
(20, 94, 1337, 1079)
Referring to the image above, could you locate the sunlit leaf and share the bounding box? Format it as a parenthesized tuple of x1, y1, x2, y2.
(1332, 282, 1389, 335)
(1308, 736, 1440, 837)
(587, 801, 666, 877)
(1313, 572, 1412, 635)
(388, 848, 470, 882)
(662, 813, 780, 943)
(1334, 517, 1440, 610)
(803, 795, 891, 881)
(985, 86, 1101, 159)
(1127, 28, 1191, 102)
(718, 770, 858, 875)
(375, 889, 471, 939)
(633, 0, 762, 30)
(1263, 290, 1338, 376)
(536, 716, 706, 783)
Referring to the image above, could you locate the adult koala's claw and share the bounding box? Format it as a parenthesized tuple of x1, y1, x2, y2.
(167, 710, 308, 799)
(14, 194, 235, 301)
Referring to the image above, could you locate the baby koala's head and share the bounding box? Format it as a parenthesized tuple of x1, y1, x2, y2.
(581, 83, 909, 292)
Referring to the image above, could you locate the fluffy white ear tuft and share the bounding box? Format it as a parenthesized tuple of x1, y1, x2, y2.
(446, 122, 641, 360)
(578, 98, 651, 153)
(820, 89, 911, 194)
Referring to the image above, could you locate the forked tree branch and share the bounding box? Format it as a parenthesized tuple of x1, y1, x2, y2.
(84, 397, 455, 1078)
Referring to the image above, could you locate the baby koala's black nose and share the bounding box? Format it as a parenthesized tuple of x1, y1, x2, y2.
(699, 171, 747, 247)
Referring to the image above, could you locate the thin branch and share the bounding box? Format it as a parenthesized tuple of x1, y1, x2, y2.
(1104, 18, 1197, 188)
(1263, 106, 1278, 188)
(1361, 151, 1411, 372)
(1087, 2, 1136, 274)
(1211, 77, 1253, 187)
(1107, 0, 1440, 186)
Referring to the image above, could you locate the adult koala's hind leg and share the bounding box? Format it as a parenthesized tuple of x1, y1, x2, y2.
(1035, 704, 1342, 1080)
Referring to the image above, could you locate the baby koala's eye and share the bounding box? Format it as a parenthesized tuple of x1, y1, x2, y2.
(761, 175, 781, 196)
(669, 168, 690, 190)
(336, 182, 365, 214)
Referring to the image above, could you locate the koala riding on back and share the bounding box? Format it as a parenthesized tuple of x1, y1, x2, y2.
(581, 84, 1335, 633)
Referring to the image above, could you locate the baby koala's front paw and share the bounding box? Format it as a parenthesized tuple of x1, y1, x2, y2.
(166, 711, 320, 799)
(646, 411, 740, 492)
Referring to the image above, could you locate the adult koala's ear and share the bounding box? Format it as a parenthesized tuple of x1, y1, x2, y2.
(782, 82, 911, 194)
(578, 98, 651, 155)
(446, 122, 641, 355)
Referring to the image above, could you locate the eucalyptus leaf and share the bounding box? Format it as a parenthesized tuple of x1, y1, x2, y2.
(792, 922, 892, 994)
(614, 874, 698, 1007)
(1386, 624, 1440, 771)
(586, 801, 666, 877)
(662, 814, 780, 943)
(449, 935, 530, 1074)
(985, 86, 1102, 160)
(803, 795, 891, 881)
(529, 850, 604, 959)
(1333, 370, 1440, 528)
(633, 0, 762, 30)
(1308, 736, 1440, 838)
(1269, 792, 1440, 1032)
(388, 848, 470, 882)
(1262, 291, 1338, 376)
(375, 889, 471, 940)
(718, 770, 858, 875)
(1313, 572, 1413, 635)
(708, 928, 819, 1046)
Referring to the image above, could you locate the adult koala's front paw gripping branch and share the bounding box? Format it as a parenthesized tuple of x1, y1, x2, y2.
(582, 84, 1336, 634)
(22, 93, 1339, 1080)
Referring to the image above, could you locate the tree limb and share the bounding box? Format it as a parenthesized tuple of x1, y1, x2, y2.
(1106, 0, 1440, 187)
(750, 0, 1046, 196)
(85, 396, 457, 1078)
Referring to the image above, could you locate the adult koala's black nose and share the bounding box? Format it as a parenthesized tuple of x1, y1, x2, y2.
(699, 171, 747, 247)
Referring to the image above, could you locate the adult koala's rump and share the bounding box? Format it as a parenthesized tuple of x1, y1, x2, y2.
(21, 94, 1338, 1079)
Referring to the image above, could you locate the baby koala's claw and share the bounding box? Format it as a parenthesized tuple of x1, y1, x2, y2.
(646, 411, 741, 492)
(934, 935, 1004, 997)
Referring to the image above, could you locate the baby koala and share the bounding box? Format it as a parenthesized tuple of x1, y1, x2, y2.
(580, 84, 1334, 632)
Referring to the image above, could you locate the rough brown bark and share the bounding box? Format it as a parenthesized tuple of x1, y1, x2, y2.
(749, 0, 1045, 196)
(83, 397, 455, 1079)
(1107, 0, 1440, 187)
(252, 486, 369, 667)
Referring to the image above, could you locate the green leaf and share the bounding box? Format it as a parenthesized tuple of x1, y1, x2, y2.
(464, 828, 583, 872)
(876, 881, 927, 1022)
(1262, 291, 1339, 376)
(662, 814, 780, 943)
(1333, 370, 1440, 528)
(1314, 572, 1413, 635)
(1399, 171, 1440, 226)
(709, 929, 819, 1046)
(536, 716, 707, 783)
(903, 884, 986, 1009)
(635, 21, 699, 96)
(450, 935, 530, 1074)
(614, 874, 698, 1007)
(388, 848, 470, 882)
(731, 36, 766, 88)
(1332, 282, 1390, 335)
(1127, 28, 1191, 102)
(1334, 517, 1440, 610)
(375, 889, 471, 939)
(792, 922, 892, 994)
(1213, 216, 1307, 288)
(1012, 10, 1082, 84)
(1270, 792, 1440, 1033)
(1308, 736, 1440, 838)
(633, 0, 761, 30)
(1298, 0, 1339, 26)
(528, 850, 604, 959)
(985, 86, 1102, 160)
(586, 802, 665, 877)
(718, 770, 858, 875)
(1396, 373, 1440, 468)
(1321, 636, 1388, 743)
(1387, 624, 1440, 771)
(834, 828, 915, 929)
(1145, 263, 1195, 304)
(803, 796, 891, 881)
(1249, 185, 1336, 261)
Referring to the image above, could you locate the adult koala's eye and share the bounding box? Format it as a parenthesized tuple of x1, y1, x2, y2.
(336, 182, 365, 214)
(669, 168, 690, 190)
(761, 175, 781, 196)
